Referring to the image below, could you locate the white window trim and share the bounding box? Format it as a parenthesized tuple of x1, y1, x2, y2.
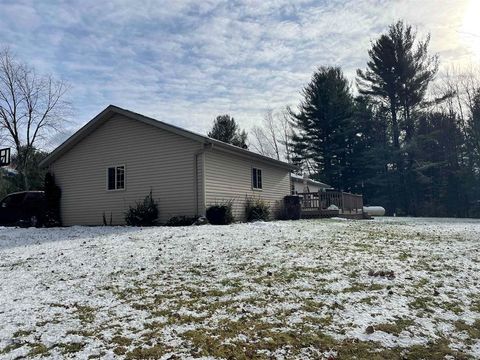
(252, 166, 263, 191)
(106, 165, 126, 192)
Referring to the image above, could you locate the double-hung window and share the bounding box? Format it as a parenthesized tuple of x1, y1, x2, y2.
(252, 167, 262, 190)
(107, 165, 125, 191)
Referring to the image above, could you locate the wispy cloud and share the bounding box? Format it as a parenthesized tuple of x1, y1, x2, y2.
(0, 0, 476, 146)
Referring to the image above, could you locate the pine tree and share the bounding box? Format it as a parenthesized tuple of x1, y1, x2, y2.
(208, 115, 248, 148)
(356, 20, 438, 214)
(468, 88, 480, 168)
(290, 66, 355, 189)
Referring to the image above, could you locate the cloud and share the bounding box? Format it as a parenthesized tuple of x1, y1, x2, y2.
(0, 0, 477, 144)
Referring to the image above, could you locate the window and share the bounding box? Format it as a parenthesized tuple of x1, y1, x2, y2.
(107, 166, 125, 190)
(252, 167, 262, 190)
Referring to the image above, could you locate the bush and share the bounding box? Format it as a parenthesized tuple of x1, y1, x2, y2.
(165, 215, 197, 226)
(245, 197, 270, 222)
(125, 191, 159, 226)
(44, 172, 62, 227)
(206, 201, 234, 225)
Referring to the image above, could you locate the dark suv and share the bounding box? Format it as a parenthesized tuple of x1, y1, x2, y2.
(0, 191, 46, 227)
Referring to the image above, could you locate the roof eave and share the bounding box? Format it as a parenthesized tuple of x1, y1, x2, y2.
(40, 105, 298, 172)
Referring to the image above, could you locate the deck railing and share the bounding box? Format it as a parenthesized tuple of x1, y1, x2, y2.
(297, 191, 364, 214)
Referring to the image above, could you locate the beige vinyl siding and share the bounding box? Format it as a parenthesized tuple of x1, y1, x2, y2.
(204, 149, 291, 220)
(195, 151, 206, 215)
(50, 114, 203, 225)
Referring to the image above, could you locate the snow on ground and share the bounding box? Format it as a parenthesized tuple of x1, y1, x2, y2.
(1, 217, 480, 359)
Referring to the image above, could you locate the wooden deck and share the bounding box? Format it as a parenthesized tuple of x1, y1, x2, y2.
(297, 191, 371, 219)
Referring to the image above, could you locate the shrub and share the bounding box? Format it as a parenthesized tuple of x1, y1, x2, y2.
(125, 191, 159, 226)
(206, 201, 234, 225)
(165, 215, 197, 227)
(44, 172, 62, 227)
(245, 197, 270, 222)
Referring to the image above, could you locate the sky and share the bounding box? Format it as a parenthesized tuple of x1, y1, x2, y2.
(1, 0, 479, 147)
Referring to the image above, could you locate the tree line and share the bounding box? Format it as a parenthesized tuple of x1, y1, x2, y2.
(209, 21, 480, 217)
(288, 21, 480, 217)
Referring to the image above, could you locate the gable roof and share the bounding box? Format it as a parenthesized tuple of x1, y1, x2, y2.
(40, 105, 297, 170)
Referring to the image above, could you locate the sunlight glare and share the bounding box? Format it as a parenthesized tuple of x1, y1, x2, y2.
(462, 0, 480, 59)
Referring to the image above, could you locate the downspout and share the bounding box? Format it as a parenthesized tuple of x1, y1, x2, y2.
(194, 142, 213, 216)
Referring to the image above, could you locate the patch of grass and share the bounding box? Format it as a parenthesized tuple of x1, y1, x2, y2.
(49, 302, 70, 309)
(442, 301, 463, 315)
(220, 278, 243, 287)
(66, 329, 97, 337)
(353, 242, 373, 251)
(112, 335, 132, 347)
(74, 304, 96, 323)
(13, 329, 33, 337)
(359, 296, 376, 305)
(300, 299, 324, 312)
(470, 299, 480, 312)
(35, 318, 61, 327)
(182, 325, 335, 359)
(374, 319, 414, 335)
(409, 296, 434, 311)
(414, 278, 428, 288)
(131, 302, 153, 311)
(181, 320, 404, 360)
(330, 302, 345, 310)
(112, 286, 147, 301)
(455, 320, 480, 339)
(344, 283, 384, 292)
(0, 342, 25, 355)
(164, 312, 208, 326)
(348, 270, 359, 278)
(126, 344, 167, 359)
(302, 314, 333, 327)
(28, 343, 49, 357)
(188, 267, 203, 276)
(253, 270, 301, 285)
(405, 338, 469, 359)
(113, 346, 128, 355)
(58, 342, 85, 354)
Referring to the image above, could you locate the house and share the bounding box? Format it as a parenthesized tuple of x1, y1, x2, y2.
(40, 105, 296, 226)
(290, 173, 331, 194)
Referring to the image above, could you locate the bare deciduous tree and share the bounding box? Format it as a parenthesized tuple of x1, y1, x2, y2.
(0, 48, 70, 189)
(250, 107, 293, 162)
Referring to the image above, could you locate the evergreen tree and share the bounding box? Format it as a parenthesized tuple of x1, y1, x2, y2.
(348, 97, 392, 206)
(356, 20, 438, 214)
(290, 66, 355, 189)
(468, 88, 480, 168)
(208, 115, 248, 148)
(411, 112, 467, 217)
(11, 147, 49, 191)
(357, 20, 438, 146)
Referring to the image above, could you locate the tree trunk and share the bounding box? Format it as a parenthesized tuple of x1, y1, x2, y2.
(390, 102, 400, 149)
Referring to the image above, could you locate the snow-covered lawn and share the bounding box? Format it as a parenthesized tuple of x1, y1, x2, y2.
(1, 217, 480, 359)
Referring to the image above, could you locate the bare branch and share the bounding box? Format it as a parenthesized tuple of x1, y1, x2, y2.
(0, 47, 71, 189)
